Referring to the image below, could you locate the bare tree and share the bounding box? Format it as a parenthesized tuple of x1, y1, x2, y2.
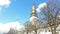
(24, 19, 46, 34)
(6, 28, 18, 34)
(23, 21, 32, 34)
(37, 0, 60, 34)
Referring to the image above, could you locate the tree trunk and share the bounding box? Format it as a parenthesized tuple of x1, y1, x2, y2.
(54, 25, 57, 34)
(51, 26, 57, 34)
(35, 30, 37, 34)
(51, 26, 54, 34)
(26, 32, 28, 34)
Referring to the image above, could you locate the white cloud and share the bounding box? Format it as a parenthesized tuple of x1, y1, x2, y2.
(0, 0, 11, 15)
(36, 2, 47, 12)
(0, 21, 23, 33)
(36, 0, 60, 12)
(0, 0, 11, 6)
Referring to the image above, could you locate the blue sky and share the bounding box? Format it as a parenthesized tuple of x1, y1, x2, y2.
(0, 0, 47, 25)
